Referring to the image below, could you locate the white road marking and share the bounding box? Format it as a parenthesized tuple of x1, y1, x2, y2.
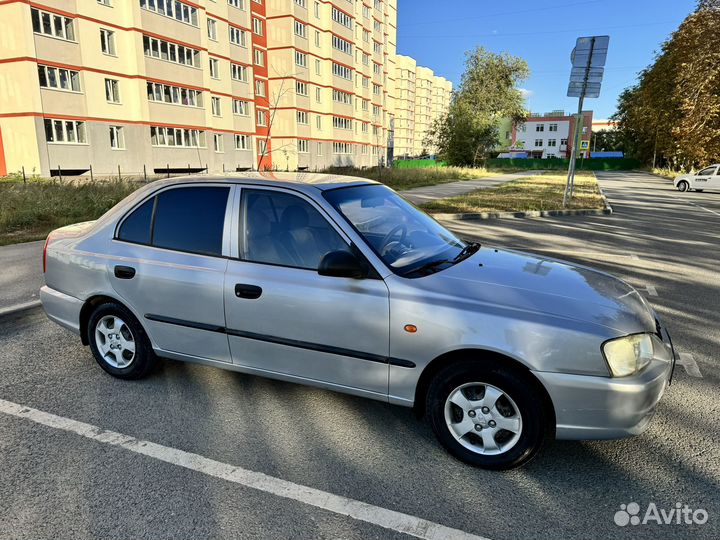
(643, 285, 658, 297)
(688, 201, 720, 217)
(676, 353, 703, 378)
(0, 398, 488, 540)
(0, 300, 42, 317)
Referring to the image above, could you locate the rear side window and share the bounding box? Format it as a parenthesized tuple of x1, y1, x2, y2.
(118, 198, 154, 245)
(117, 186, 230, 256)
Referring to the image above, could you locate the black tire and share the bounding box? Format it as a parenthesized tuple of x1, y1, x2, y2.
(426, 360, 550, 470)
(87, 302, 157, 379)
(677, 181, 689, 192)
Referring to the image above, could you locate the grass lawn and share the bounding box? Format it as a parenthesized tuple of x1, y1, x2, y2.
(322, 166, 503, 190)
(0, 180, 140, 245)
(421, 171, 604, 214)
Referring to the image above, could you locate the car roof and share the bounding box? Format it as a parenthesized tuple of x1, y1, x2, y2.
(147, 171, 379, 193)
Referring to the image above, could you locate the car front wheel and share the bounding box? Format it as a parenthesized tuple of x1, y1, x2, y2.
(426, 361, 550, 469)
(677, 181, 689, 192)
(87, 302, 157, 379)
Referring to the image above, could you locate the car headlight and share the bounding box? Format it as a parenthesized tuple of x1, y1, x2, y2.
(602, 333, 654, 377)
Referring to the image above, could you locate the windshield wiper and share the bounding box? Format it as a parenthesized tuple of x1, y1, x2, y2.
(453, 242, 481, 263)
(404, 258, 452, 277)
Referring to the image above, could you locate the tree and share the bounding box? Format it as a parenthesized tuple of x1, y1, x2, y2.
(426, 47, 529, 167)
(613, 0, 720, 169)
(591, 129, 625, 153)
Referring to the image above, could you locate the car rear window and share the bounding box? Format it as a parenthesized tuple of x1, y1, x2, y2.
(117, 186, 230, 256)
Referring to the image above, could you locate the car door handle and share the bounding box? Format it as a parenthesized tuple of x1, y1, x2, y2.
(114, 265, 136, 279)
(235, 284, 262, 299)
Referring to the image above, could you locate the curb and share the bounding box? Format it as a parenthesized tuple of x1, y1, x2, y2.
(430, 173, 614, 221)
(0, 300, 42, 317)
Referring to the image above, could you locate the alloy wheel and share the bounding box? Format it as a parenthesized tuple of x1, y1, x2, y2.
(95, 315, 136, 368)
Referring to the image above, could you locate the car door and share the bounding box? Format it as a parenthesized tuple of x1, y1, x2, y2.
(109, 184, 233, 363)
(710, 166, 720, 190)
(223, 186, 390, 397)
(693, 166, 716, 189)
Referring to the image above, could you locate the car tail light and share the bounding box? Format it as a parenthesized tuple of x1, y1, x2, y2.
(43, 234, 51, 273)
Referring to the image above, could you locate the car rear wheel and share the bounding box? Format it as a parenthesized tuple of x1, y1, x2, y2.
(87, 302, 156, 379)
(426, 361, 550, 469)
(677, 181, 689, 192)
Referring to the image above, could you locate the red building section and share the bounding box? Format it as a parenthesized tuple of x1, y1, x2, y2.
(0, 127, 6, 176)
(251, 0, 271, 171)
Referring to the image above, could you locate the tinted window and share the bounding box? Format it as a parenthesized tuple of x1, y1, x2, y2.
(698, 167, 716, 176)
(241, 189, 348, 270)
(118, 198, 154, 244)
(152, 187, 229, 256)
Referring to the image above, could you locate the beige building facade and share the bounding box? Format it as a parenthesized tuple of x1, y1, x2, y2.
(0, 0, 447, 176)
(393, 54, 451, 158)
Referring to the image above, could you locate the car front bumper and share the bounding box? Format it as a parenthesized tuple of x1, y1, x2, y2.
(534, 327, 675, 440)
(40, 285, 83, 336)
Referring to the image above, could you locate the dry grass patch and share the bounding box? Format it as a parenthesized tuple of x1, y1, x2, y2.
(321, 166, 503, 191)
(421, 171, 604, 214)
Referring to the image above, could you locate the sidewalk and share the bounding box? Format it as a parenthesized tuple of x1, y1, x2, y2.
(399, 170, 542, 205)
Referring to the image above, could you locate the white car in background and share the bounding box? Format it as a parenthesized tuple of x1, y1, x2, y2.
(674, 164, 720, 192)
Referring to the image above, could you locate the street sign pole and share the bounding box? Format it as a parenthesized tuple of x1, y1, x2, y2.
(564, 35, 609, 207)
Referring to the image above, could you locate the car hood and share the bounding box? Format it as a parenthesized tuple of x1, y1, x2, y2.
(421, 246, 655, 335)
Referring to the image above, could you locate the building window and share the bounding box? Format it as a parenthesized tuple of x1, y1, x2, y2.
(333, 142, 352, 154)
(210, 58, 220, 78)
(44, 119, 87, 144)
(252, 17, 263, 35)
(38, 65, 81, 92)
(294, 20, 306, 38)
(317, 142, 322, 155)
(535, 124, 544, 132)
(228, 0, 246, 9)
(534, 139, 543, 147)
(314, 30, 321, 47)
(315, 87, 322, 102)
(147, 82, 203, 107)
(547, 139, 557, 147)
(254, 49, 264, 67)
(315, 59, 321, 75)
(549, 123, 558, 132)
(231, 63, 248, 82)
(295, 51, 307, 68)
(332, 116, 352, 130)
(255, 80, 265, 97)
(213, 133, 224, 152)
(296, 110, 308, 124)
(207, 18, 217, 40)
(332, 62, 352, 80)
(316, 116, 322, 130)
(100, 29, 116, 55)
(332, 89, 352, 105)
(150, 126, 205, 147)
(211, 96, 221, 116)
(296, 81, 308, 96)
(230, 26, 247, 47)
(140, 0, 198, 26)
(235, 134, 250, 150)
(297, 139, 309, 153)
(109, 126, 125, 149)
(143, 35, 199, 67)
(98, 0, 112, 7)
(105, 78, 120, 103)
(560, 138, 568, 146)
(332, 35, 352, 55)
(233, 99, 249, 115)
(31, 8, 75, 41)
(256, 110, 267, 126)
(331, 7, 352, 28)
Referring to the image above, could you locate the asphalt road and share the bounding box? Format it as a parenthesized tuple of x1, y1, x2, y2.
(0, 171, 718, 540)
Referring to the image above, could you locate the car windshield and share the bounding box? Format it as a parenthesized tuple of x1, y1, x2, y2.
(323, 184, 470, 276)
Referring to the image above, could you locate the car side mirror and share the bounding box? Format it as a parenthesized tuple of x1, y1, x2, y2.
(318, 250, 367, 279)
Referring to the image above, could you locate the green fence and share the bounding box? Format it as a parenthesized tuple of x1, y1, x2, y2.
(486, 158, 642, 171)
(393, 159, 447, 169)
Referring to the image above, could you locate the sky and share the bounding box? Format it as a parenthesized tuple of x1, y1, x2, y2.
(396, 0, 697, 120)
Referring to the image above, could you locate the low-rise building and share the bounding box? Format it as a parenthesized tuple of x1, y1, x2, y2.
(511, 110, 593, 159)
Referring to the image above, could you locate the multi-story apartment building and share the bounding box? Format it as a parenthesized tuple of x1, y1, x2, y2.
(0, 0, 446, 177)
(393, 55, 451, 158)
(511, 110, 593, 159)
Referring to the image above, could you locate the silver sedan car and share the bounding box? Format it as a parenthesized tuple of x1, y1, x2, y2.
(41, 175, 675, 469)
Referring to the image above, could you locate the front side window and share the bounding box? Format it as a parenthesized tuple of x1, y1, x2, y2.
(241, 190, 349, 270)
(118, 187, 229, 256)
(323, 184, 466, 276)
(698, 167, 717, 176)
